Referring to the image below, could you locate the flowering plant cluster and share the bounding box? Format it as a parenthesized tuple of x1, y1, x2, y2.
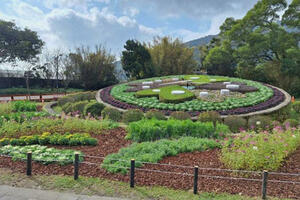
(0, 132, 98, 146)
(0, 145, 83, 165)
(221, 127, 300, 171)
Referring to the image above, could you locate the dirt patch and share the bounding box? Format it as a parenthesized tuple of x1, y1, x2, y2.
(0, 128, 299, 199)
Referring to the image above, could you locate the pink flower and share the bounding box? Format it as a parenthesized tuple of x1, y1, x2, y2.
(265, 156, 270, 159)
(250, 141, 256, 145)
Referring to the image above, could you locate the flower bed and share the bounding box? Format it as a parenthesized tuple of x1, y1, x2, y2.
(221, 127, 300, 171)
(100, 77, 285, 116)
(0, 145, 83, 165)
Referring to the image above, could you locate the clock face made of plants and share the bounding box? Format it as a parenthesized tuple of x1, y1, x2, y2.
(100, 75, 287, 116)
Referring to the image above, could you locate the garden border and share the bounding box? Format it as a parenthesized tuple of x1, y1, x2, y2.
(96, 84, 291, 118)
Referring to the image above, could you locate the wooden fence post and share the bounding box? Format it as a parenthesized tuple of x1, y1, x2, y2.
(26, 152, 32, 176)
(262, 170, 268, 199)
(193, 166, 199, 194)
(130, 159, 135, 188)
(74, 153, 79, 180)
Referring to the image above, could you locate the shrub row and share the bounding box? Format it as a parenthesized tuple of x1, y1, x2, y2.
(58, 91, 96, 107)
(102, 137, 221, 174)
(221, 128, 300, 171)
(0, 145, 83, 165)
(126, 119, 230, 142)
(0, 111, 49, 126)
(0, 132, 97, 146)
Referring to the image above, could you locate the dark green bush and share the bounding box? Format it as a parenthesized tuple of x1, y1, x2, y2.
(169, 111, 190, 120)
(101, 107, 122, 122)
(71, 101, 89, 114)
(126, 118, 230, 142)
(292, 102, 300, 113)
(248, 115, 273, 131)
(198, 111, 221, 126)
(122, 109, 144, 124)
(283, 119, 299, 128)
(84, 102, 105, 117)
(145, 110, 166, 120)
(224, 116, 247, 133)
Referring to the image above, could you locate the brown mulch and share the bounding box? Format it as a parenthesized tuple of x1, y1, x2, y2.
(0, 128, 299, 199)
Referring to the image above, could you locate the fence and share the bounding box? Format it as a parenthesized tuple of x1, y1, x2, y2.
(0, 93, 66, 102)
(1, 153, 300, 199)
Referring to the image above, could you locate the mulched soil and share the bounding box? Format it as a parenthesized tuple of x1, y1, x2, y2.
(0, 128, 299, 199)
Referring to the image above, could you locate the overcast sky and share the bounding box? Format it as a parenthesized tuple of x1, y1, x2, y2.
(0, 0, 261, 58)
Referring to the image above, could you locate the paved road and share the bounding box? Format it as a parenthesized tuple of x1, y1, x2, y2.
(0, 185, 128, 200)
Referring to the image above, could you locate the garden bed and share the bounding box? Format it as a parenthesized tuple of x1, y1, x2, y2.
(0, 127, 299, 199)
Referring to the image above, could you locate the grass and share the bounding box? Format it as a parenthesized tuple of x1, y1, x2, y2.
(136, 85, 195, 103)
(0, 168, 291, 200)
(52, 105, 62, 114)
(0, 87, 83, 95)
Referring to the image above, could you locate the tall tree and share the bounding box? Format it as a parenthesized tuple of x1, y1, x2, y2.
(121, 40, 154, 80)
(71, 46, 118, 90)
(0, 19, 44, 63)
(148, 37, 196, 76)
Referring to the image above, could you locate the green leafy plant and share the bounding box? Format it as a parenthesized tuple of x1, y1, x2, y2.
(292, 101, 300, 114)
(145, 110, 166, 120)
(169, 111, 190, 120)
(84, 102, 105, 117)
(0, 132, 97, 146)
(102, 137, 221, 174)
(72, 101, 90, 114)
(283, 119, 299, 128)
(0, 103, 13, 115)
(223, 116, 247, 132)
(221, 128, 300, 171)
(12, 101, 37, 112)
(0, 145, 83, 165)
(58, 91, 96, 107)
(126, 118, 230, 142)
(122, 109, 144, 124)
(101, 107, 122, 122)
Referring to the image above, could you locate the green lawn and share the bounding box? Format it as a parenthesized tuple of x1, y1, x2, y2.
(0, 168, 290, 200)
(136, 85, 195, 103)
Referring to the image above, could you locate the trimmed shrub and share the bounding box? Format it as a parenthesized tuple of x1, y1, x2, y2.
(101, 107, 122, 122)
(292, 102, 300, 113)
(58, 91, 96, 106)
(126, 118, 230, 142)
(283, 119, 299, 128)
(169, 111, 190, 120)
(84, 102, 105, 117)
(224, 116, 247, 133)
(122, 109, 144, 124)
(270, 104, 292, 122)
(248, 115, 273, 131)
(145, 110, 166, 120)
(198, 111, 221, 126)
(71, 101, 89, 114)
(102, 137, 221, 174)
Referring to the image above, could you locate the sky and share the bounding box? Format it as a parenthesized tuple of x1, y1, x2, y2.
(0, 0, 261, 58)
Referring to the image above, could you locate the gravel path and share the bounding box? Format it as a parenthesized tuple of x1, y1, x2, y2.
(0, 185, 128, 200)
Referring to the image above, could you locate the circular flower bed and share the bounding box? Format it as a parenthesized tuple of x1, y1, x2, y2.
(100, 75, 286, 116)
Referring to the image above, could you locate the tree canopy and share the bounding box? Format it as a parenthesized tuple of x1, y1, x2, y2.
(0, 19, 44, 63)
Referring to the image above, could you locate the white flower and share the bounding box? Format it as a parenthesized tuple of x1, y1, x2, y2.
(292, 135, 296, 138)
(253, 146, 258, 150)
(256, 121, 261, 125)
